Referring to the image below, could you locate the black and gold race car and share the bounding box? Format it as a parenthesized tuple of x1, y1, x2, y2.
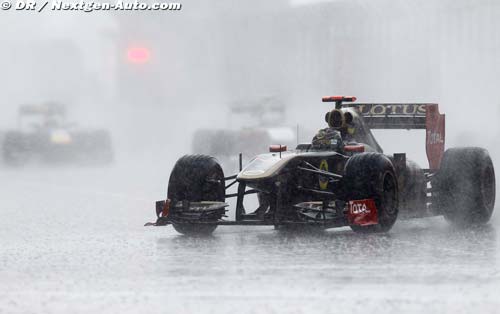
(147, 96, 496, 235)
(2, 103, 113, 166)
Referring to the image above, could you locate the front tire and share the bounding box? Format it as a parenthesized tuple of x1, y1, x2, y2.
(344, 153, 399, 233)
(167, 155, 225, 235)
(433, 147, 496, 227)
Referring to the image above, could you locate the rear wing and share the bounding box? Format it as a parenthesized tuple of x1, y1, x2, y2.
(347, 103, 445, 170)
(19, 103, 66, 116)
(349, 104, 428, 130)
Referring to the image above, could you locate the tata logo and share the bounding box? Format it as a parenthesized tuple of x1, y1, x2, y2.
(356, 104, 427, 116)
(427, 131, 444, 145)
(350, 203, 371, 215)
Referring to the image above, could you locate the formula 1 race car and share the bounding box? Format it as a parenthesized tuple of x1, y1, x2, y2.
(2, 103, 114, 166)
(147, 96, 496, 235)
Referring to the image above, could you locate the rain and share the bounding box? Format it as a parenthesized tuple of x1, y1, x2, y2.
(0, 0, 499, 313)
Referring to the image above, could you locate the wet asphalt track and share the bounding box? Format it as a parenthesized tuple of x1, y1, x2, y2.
(0, 160, 499, 314)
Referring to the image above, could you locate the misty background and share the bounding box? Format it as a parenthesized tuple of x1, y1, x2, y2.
(1, 0, 498, 164)
(0, 1, 499, 313)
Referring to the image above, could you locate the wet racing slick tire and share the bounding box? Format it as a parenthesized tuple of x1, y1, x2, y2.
(167, 155, 225, 235)
(434, 147, 496, 227)
(2, 132, 30, 166)
(344, 153, 399, 233)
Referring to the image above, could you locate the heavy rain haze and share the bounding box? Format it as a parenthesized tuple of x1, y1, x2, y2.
(0, 0, 499, 313)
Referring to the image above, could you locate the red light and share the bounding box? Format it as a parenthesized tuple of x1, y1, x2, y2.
(127, 47, 150, 64)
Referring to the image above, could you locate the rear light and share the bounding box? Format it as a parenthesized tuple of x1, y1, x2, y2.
(127, 47, 150, 64)
(269, 145, 287, 153)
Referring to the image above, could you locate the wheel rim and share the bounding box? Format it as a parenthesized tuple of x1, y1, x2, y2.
(481, 165, 495, 210)
(203, 166, 225, 201)
(382, 172, 397, 217)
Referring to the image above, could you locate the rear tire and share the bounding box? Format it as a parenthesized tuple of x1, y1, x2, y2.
(433, 147, 496, 227)
(167, 155, 225, 235)
(344, 153, 399, 233)
(2, 132, 30, 166)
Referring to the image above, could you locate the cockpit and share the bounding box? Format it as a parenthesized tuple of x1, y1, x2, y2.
(310, 107, 382, 153)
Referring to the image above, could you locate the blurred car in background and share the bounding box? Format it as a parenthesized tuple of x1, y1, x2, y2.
(2, 103, 114, 166)
(191, 96, 311, 166)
